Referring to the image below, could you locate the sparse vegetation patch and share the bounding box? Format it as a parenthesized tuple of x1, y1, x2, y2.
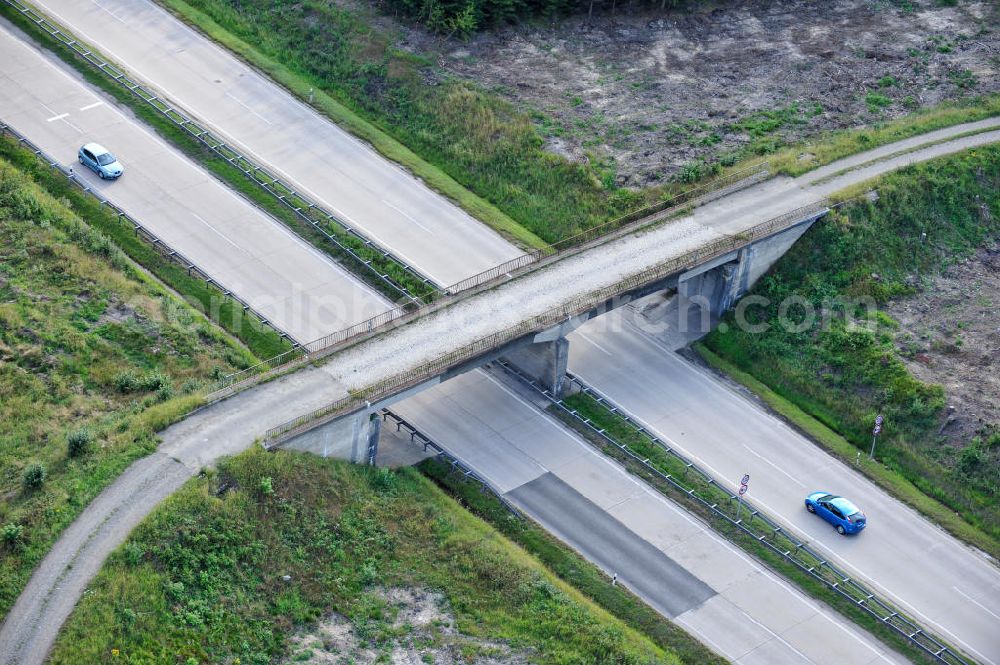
(50, 449, 681, 665)
(0, 156, 250, 619)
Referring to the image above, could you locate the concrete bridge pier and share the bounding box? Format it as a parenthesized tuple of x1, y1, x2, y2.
(281, 406, 381, 464)
(502, 335, 570, 399)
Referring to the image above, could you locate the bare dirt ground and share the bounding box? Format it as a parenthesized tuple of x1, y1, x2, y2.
(281, 587, 532, 664)
(888, 239, 1000, 446)
(396, 0, 999, 185)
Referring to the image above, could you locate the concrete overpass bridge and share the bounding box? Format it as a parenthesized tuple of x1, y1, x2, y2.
(263, 198, 830, 461)
(236, 120, 1000, 462)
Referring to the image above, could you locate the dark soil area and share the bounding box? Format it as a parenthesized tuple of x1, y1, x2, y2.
(888, 239, 1000, 448)
(412, 0, 999, 185)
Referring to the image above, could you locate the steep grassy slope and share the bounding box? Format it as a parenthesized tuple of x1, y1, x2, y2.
(0, 156, 252, 618)
(50, 449, 686, 665)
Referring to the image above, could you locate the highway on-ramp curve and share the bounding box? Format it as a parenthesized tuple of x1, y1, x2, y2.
(0, 18, 391, 342)
(569, 308, 1000, 665)
(29, 0, 526, 286)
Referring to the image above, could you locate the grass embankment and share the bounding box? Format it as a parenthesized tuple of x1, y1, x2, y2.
(0, 135, 289, 360)
(768, 94, 1000, 176)
(554, 391, 941, 664)
(0, 5, 437, 302)
(157, 0, 711, 245)
(703, 145, 1000, 551)
(0, 156, 255, 619)
(420, 457, 724, 665)
(51, 448, 687, 665)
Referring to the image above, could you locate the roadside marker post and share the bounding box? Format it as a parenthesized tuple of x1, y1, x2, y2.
(736, 473, 750, 521)
(869, 414, 884, 460)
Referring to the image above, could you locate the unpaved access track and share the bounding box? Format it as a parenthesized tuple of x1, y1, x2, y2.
(1, 119, 998, 665)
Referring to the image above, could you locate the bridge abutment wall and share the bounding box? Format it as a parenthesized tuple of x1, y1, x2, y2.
(281, 408, 381, 463)
(677, 216, 820, 323)
(268, 209, 827, 461)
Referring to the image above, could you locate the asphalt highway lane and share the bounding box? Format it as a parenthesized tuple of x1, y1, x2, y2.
(32, 0, 526, 286)
(569, 308, 1000, 665)
(0, 21, 390, 343)
(391, 369, 909, 664)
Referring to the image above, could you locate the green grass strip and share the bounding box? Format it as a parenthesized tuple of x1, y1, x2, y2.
(554, 390, 951, 665)
(0, 133, 289, 360)
(155, 0, 549, 252)
(418, 457, 725, 665)
(694, 343, 1000, 561)
(0, 2, 438, 303)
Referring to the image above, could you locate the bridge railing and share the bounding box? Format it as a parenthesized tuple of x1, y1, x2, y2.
(262, 200, 831, 446)
(444, 161, 770, 295)
(498, 361, 973, 665)
(6, 0, 795, 404)
(207, 162, 774, 399)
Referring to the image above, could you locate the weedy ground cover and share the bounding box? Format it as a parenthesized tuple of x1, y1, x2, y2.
(50, 449, 684, 665)
(0, 156, 253, 618)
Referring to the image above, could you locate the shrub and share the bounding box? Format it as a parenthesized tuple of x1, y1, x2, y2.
(123, 542, 145, 567)
(139, 370, 170, 392)
(22, 463, 46, 490)
(113, 370, 139, 393)
(67, 428, 92, 457)
(2, 523, 23, 547)
(865, 92, 892, 113)
(959, 440, 983, 474)
(369, 468, 397, 494)
(113, 369, 171, 394)
(259, 477, 274, 496)
(155, 383, 175, 403)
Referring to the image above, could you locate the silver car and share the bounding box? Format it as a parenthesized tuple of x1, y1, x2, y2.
(78, 142, 124, 180)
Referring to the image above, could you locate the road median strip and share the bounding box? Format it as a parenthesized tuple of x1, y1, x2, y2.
(493, 360, 974, 665)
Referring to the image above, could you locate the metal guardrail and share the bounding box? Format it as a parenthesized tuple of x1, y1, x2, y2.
(208, 163, 776, 399)
(379, 409, 521, 515)
(0, 121, 298, 347)
(3, 0, 778, 400)
(0, 0, 437, 305)
(207, 306, 412, 399)
(261, 200, 831, 445)
(496, 360, 974, 665)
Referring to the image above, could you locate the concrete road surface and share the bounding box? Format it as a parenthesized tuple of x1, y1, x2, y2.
(569, 308, 1000, 665)
(390, 369, 909, 665)
(0, 20, 390, 342)
(32, 0, 526, 286)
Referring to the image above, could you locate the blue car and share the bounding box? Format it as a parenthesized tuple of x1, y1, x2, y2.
(805, 492, 867, 535)
(78, 142, 124, 180)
